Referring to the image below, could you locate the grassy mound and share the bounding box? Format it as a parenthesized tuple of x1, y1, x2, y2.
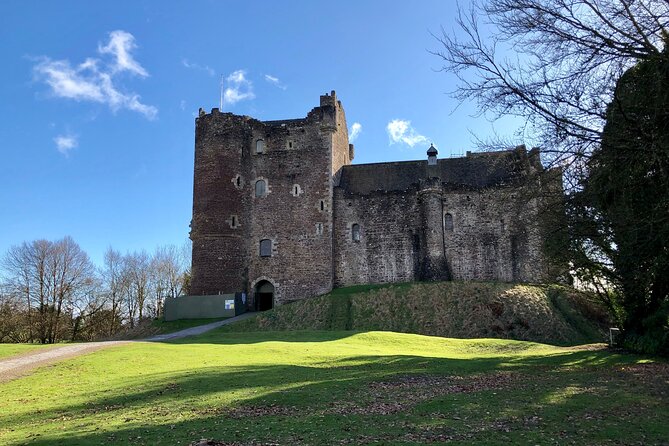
(224, 282, 609, 345)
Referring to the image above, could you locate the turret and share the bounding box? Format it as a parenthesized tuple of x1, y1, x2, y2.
(418, 177, 450, 281)
(427, 143, 438, 165)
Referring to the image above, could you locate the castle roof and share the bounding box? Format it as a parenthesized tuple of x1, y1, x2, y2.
(337, 147, 540, 194)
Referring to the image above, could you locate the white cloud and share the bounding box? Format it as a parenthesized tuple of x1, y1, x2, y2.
(223, 70, 255, 106)
(98, 30, 148, 77)
(264, 74, 286, 90)
(32, 31, 157, 119)
(182, 58, 214, 76)
(350, 122, 362, 142)
(386, 119, 428, 147)
(54, 134, 78, 156)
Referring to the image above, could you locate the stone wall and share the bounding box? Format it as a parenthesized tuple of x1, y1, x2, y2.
(333, 188, 420, 287)
(245, 113, 334, 306)
(333, 163, 550, 286)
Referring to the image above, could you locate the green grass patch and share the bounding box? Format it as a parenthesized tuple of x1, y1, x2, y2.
(0, 330, 666, 446)
(0, 343, 54, 360)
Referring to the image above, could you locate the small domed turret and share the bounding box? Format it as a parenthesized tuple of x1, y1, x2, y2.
(427, 143, 438, 165)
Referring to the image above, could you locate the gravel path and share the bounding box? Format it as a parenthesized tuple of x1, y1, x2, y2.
(0, 341, 129, 383)
(0, 312, 256, 383)
(145, 312, 256, 341)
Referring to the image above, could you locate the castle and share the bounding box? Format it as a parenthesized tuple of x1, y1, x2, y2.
(189, 91, 556, 311)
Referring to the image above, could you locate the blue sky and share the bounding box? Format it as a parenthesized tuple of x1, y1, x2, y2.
(0, 0, 521, 266)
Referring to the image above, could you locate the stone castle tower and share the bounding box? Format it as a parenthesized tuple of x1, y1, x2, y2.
(190, 91, 556, 310)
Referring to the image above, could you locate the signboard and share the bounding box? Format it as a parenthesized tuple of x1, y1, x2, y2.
(224, 299, 235, 310)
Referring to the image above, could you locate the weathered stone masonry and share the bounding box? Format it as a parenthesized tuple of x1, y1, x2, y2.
(190, 91, 558, 310)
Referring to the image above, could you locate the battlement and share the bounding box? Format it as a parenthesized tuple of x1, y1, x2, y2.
(320, 90, 341, 108)
(197, 89, 342, 127)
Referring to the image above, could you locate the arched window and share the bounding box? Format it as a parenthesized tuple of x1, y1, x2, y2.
(352, 224, 361, 242)
(259, 239, 272, 257)
(444, 213, 454, 231)
(255, 179, 266, 197)
(256, 139, 265, 154)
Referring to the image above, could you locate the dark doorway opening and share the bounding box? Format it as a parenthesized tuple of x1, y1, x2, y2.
(255, 280, 274, 311)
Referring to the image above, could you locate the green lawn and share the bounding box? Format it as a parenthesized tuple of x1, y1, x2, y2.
(0, 343, 55, 360)
(0, 330, 667, 445)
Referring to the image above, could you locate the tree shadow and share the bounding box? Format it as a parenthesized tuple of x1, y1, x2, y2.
(165, 329, 360, 345)
(3, 345, 657, 446)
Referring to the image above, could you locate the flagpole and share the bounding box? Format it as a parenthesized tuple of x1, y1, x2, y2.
(220, 74, 224, 111)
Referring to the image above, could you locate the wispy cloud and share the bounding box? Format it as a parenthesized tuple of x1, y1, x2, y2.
(224, 70, 255, 106)
(386, 119, 428, 147)
(182, 58, 214, 76)
(98, 30, 148, 77)
(54, 134, 78, 156)
(349, 122, 362, 142)
(32, 30, 157, 119)
(264, 74, 286, 90)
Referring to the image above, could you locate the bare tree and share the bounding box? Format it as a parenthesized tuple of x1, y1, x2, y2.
(150, 243, 189, 317)
(1, 237, 96, 343)
(101, 247, 125, 335)
(125, 251, 151, 322)
(434, 0, 668, 174)
(435, 0, 669, 352)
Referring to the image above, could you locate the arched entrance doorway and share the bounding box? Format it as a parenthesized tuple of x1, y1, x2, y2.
(255, 280, 274, 311)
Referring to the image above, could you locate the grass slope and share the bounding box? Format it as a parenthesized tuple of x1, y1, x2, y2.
(0, 330, 666, 445)
(225, 282, 608, 345)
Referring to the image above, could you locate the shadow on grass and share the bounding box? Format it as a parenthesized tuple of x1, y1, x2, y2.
(167, 329, 360, 345)
(3, 345, 655, 446)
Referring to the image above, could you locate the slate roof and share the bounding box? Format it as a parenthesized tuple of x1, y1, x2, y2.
(337, 148, 534, 194)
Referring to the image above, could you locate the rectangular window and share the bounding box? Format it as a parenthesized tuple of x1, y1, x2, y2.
(260, 239, 272, 257)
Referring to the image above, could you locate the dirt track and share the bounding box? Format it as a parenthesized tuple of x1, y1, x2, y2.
(0, 341, 129, 383)
(0, 313, 255, 384)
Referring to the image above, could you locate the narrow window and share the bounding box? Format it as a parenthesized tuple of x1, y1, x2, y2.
(260, 239, 272, 257)
(294, 186, 299, 195)
(256, 139, 265, 154)
(288, 141, 293, 149)
(231, 216, 237, 227)
(255, 180, 266, 197)
(316, 223, 323, 235)
(444, 213, 454, 231)
(320, 200, 325, 211)
(352, 224, 361, 242)
(236, 176, 241, 187)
